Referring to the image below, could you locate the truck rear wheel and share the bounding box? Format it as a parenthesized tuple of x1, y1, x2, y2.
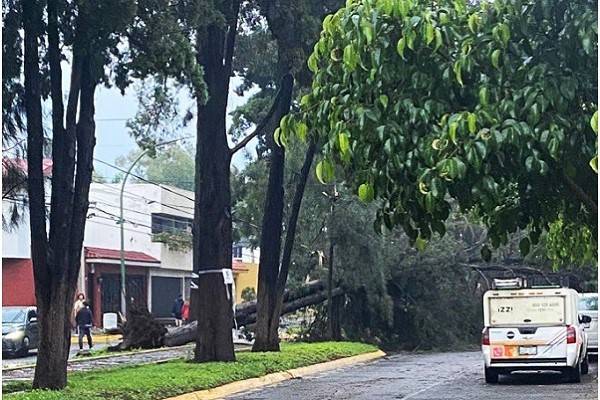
(484, 367, 499, 384)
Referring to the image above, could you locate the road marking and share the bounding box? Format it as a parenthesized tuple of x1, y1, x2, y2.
(400, 368, 469, 400)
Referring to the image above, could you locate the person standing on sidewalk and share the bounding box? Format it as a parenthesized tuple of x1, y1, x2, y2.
(76, 301, 94, 350)
(171, 294, 184, 327)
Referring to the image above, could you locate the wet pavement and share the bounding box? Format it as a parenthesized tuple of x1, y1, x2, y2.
(228, 351, 598, 400)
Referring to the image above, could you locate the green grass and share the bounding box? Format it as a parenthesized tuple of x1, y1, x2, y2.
(3, 341, 377, 400)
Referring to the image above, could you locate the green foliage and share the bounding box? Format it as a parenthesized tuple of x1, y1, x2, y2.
(241, 286, 257, 302)
(286, 0, 597, 264)
(115, 144, 195, 191)
(545, 217, 596, 270)
(152, 231, 193, 252)
(3, 342, 377, 400)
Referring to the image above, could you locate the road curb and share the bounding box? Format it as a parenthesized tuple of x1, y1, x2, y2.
(163, 349, 386, 400)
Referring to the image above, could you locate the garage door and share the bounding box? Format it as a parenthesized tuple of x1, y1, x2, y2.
(151, 277, 182, 317)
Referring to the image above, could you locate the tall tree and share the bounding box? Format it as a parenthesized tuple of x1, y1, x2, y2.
(284, 0, 597, 263)
(15, 0, 202, 387)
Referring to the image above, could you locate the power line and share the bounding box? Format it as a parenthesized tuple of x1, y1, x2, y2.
(94, 158, 195, 203)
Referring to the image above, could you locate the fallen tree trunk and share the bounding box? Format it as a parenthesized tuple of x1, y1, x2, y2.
(163, 286, 343, 347)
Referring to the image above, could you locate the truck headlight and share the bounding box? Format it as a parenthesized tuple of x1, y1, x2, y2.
(4, 329, 25, 341)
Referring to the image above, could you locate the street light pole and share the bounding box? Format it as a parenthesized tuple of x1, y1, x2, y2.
(120, 149, 150, 318)
(118, 136, 192, 318)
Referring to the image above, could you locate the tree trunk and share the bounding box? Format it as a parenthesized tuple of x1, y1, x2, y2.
(252, 74, 294, 352)
(191, 0, 240, 362)
(24, 0, 98, 386)
(268, 139, 317, 347)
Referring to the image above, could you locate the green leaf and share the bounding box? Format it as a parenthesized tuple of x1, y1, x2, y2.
(590, 156, 598, 173)
(499, 23, 510, 47)
(415, 236, 428, 251)
(453, 60, 463, 86)
(361, 20, 374, 44)
(308, 53, 318, 73)
(358, 183, 375, 202)
(491, 49, 501, 69)
(396, 37, 406, 59)
(296, 122, 308, 142)
(343, 44, 359, 71)
(591, 111, 598, 134)
(425, 23, 435, 45)
(339, 132, 350, 155)
(434, 28, 443, 51)
(467, 113, 477, 134)
(274, 127, 281, 146)
(449, 122, 458, 143)
(379, 94, 389, 109)
(316, 160, 335, 183)
(479, 86, 488, 106)
(468, 13, 479, 33)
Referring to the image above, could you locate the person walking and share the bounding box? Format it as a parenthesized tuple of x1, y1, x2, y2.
(71, 293, 86, 332)
(76, 301, 94, 350)
(171, 294, 184, 327)
(181, 300, 190, 324)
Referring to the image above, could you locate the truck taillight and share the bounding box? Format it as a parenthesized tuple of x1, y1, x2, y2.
(482, 327, 490, 345)
(566, 325, 576, 344)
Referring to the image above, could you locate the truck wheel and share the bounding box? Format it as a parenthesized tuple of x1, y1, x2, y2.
(566, 363, 581, 383)
(17, 337, 30, 357)
(484, 367, 499, 384)
(581, 354, 589, 375)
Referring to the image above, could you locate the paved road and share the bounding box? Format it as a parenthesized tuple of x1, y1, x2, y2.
(229, 351, 598, 400)
(2, 343, 111, 369)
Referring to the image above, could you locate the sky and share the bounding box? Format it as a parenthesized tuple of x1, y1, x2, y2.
(91, 76, 258, 180)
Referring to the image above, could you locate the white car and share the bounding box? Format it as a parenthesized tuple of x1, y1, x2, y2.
(578, 293, 598, 356)
(481, 279, 590, 383)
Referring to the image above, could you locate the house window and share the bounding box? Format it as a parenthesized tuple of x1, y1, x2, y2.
(151, 213, 192, 235)
(232, 246, 243, 259)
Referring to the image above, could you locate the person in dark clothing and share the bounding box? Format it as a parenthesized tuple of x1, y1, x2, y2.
(75, 301, 93, 350)
(171, 294, 184, 327)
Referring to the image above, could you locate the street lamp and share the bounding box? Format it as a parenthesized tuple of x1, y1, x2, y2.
(118, 137, 192, 317)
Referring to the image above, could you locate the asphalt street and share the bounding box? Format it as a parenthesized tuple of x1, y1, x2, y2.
(228, 351, 598, 400)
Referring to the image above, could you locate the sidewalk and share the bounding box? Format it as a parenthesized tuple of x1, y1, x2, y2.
(70, 332, 122, 345)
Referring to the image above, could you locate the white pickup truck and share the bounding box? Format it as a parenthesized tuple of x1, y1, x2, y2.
(481, 278, 590, 383)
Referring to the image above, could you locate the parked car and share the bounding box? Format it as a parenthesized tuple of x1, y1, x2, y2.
(2, 306, 39, 356)
(578, 293, 598, 356)
(481, 278, 590, 384)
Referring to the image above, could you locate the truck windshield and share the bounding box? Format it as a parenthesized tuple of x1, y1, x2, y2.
(489, 296, 565, 325)
(579, 296, 598, 311)
(2, 308, 27, 324)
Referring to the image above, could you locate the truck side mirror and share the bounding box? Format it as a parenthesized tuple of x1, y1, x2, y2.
(579, 314, 592, 324)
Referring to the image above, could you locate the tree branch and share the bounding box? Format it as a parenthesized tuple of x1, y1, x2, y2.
(230, 74, 294, 155)
(562, 172, 598, 214)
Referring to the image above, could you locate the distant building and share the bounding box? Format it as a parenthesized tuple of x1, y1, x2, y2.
(2, 172, 260, 326)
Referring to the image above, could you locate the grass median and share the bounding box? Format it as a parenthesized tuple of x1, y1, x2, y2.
(3, 341, 378, 400)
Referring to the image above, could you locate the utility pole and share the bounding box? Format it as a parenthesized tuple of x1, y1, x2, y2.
(324, 183, 338, 339)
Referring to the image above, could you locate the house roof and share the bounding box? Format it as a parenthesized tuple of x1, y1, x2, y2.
(232, 259, 249, 272)
(2, 158, 53, 177)
(84, 246, 160, 263)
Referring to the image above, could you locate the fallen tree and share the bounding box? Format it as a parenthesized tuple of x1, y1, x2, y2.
(163, 282, 343, 347)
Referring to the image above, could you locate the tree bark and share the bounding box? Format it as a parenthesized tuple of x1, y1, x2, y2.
(191, 0, 240, 362)
(252, 74, 294, 352)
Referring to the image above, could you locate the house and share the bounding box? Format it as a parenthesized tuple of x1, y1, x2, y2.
(2, 170, 260, 326)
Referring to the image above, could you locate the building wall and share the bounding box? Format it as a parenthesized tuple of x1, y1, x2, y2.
(2, 259, 36, 306)
(234, 263, 259, 304)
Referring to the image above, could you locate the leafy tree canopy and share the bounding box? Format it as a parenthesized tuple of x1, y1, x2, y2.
(283, 0, 597, 263)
